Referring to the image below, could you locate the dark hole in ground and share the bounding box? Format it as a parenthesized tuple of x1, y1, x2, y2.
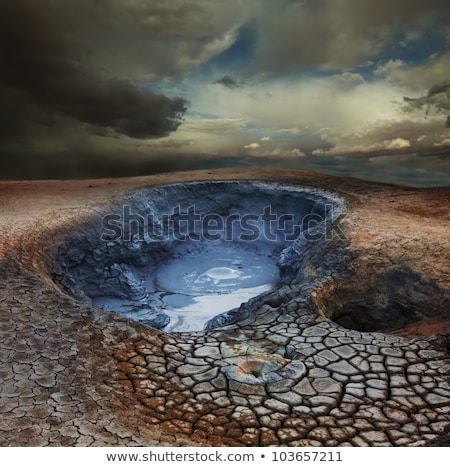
(323, 268, 450, 335)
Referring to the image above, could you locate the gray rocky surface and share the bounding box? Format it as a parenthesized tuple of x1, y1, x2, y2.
(0, 169, 449, 446)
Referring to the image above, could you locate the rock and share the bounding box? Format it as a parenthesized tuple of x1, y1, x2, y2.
(327, 361, 359, 376)
(293, 378, 317, 396)
(141, 311, 170, 330)
(177, 364, 211, 376)
(311, 378, 342, 394)
(334, 345, 357, 359)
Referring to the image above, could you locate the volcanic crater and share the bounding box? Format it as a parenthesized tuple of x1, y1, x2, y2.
(52, 181, 344, 333)
(0, 169, 449, 447)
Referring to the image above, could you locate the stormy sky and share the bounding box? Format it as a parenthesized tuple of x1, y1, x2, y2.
(1, 0, 450, 186)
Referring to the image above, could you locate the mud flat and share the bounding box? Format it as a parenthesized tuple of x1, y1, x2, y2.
(0, 168, 449, 446)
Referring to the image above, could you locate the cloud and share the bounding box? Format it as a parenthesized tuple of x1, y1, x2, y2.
(288, 148, 306, 157)
(374, 52, 450, 91)
(332, 72, 365, 88)
(213, 75, 241, 89)
(0, 118, 193, 180)
(374, 59, 408, 79)
(319, 116, 448, 155)
(385, 138, 411, 150)
(192, 73, 404, 138)
(1, 0, 449, 185)
(0, 1, 190, 144)
(403, 82, 450, 116)
(55, 0, 255, 83)
(182, 117, 246, 133)
(276, 128, 304, 135)
(252, 0, 450, 74)
(244, 142, 261, 149)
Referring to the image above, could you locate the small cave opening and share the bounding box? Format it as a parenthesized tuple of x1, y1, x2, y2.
(51, 181, 344, 332)
(321, 268, 450, 337)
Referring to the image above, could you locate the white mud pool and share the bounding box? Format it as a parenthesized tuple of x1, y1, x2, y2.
(54, 181, 344, 332)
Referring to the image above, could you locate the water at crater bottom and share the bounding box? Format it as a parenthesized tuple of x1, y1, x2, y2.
(93, 244, 280, 332)
(154, 246, 280, 332)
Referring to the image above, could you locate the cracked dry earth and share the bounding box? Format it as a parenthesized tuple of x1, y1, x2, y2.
(0, 168, 449, 447)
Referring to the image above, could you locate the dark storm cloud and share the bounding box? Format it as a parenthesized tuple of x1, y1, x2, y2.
(428, 83, 450, 98)
(0, 1, 188, 142)
(403, 82, 450, 124)
(2, 0, 449, 184)
(213, 76, 241, 89)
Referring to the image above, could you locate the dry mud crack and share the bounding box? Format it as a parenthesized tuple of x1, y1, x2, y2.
(0, 169, 449, 447)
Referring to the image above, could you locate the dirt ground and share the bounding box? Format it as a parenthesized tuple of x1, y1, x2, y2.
(0, 169, 449, 446)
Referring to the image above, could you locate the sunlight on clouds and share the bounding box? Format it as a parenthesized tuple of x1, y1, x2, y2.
(288, 148, 306, 157)
(434, 138, 450, 147)
(385, 138, 411, 150)
(186, 74, 409, 156)
(193, 76, 401, 131)
(2, 0, 449, 184)
(375, 52, 450, 91)
(276, 128, 304, 135)
(182, 117, 247, 134)
(322, 115, 448, 155)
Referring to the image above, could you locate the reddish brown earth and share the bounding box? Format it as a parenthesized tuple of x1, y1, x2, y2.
(0, 169, 449, 447)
